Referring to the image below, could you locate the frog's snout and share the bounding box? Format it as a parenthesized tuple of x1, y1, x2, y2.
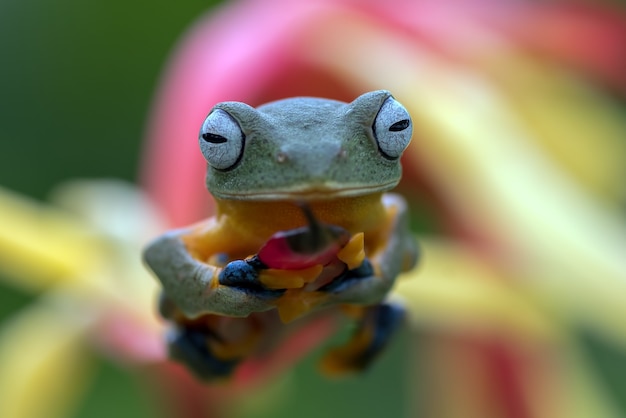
(277, 140, 345, 179)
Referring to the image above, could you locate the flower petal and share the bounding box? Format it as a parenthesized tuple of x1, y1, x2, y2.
(395, 239, 560, 341)
(302, 20, 626, 346)
(0, 295, 94, 418)
(0, 186, 106, 291)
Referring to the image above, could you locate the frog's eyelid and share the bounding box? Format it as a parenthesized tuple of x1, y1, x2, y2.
(372, 98, 413, 160)
(199, 109, 245, 170)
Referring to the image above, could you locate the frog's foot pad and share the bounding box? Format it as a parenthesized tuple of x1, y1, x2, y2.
(167, 326, 240, 380)
(319, 302, 405, 376)
(219, 259, 285, 299)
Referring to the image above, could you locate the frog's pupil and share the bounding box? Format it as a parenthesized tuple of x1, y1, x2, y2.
(202, 132, 227, 144)
(389, 119, 410, 132)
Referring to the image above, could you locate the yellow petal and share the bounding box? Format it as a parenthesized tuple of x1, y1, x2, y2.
(395, 239, 560, 342)
(471, 49, 626, 203)
(0, 186, 106, 291)
(0, 295, 94, 418)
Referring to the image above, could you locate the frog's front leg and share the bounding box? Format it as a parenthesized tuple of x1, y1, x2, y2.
(143, 226, 283, 318)
(321, 193, 418, 307)
(320, 300, 406, 375)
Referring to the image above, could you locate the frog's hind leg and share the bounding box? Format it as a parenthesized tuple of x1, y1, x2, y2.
(160, 294, 262, 380)
(167, 325, 241, 380)
(319, 300, 405, 376)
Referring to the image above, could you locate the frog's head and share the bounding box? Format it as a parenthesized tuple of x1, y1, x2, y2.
(199, 90, 412, 201)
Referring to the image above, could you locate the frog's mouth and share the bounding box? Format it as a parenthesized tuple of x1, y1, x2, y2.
(213, 181, 399, 201)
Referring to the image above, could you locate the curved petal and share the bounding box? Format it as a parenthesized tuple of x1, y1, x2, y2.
(398, 240, 624, 418)
(0, 186, 106, 291)
(395, 239, 560, 342)
(302, 19, 626, 347)
(0, 296, 94, 418)
(503, 2, 626, 93)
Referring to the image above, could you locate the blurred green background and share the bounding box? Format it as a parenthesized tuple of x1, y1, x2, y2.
(0, 1, 209, 416)
(0, 0, 211, 197)
(0, 1, 413, 417)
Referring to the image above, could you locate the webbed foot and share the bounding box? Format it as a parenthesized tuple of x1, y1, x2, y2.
(320, 301, 405, 376)
(167, 326, 240, 380)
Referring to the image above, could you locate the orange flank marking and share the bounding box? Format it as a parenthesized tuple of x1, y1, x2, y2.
(340, 305, 366, 320)
(258, 264, 323, 289)
(275, 290, 327, 323)
(337, 232, 365, 270)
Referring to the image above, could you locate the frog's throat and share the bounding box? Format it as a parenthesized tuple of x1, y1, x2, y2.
(214, 193, 387, 237)
(210, 181, 398, 201)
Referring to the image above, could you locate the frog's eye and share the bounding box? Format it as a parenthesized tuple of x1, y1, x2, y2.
(199, 109, 245, 170)
(372, 98, 413, 159)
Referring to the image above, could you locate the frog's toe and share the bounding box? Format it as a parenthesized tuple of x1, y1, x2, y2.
(318, 258, 374, 293)
(219, 259, 284, 299)
(219, 260, 259, 286)
(167, 326, 240, 380)
(319, 301, 405, 376)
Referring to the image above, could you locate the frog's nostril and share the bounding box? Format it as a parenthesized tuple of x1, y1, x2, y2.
(276, 152, 288, 163)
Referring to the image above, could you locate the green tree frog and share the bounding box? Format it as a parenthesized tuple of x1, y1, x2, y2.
(144, 90, 418, 380)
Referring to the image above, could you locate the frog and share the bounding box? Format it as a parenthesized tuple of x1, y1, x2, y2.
(143, 90, 418, 380)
